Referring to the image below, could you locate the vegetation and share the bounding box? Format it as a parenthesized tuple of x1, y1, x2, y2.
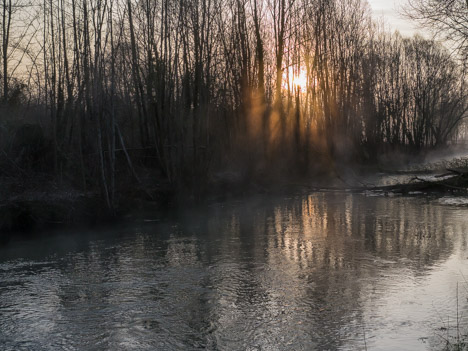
(405, 0, 468, 64)
(0, 0, 467, 214)
(437, 282, 468, 351)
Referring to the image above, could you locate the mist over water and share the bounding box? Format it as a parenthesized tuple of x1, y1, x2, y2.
(1, 193, 467, 350)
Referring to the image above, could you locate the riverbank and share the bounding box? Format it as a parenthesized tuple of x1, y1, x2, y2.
(0, 171, 175, 244)
(0, 167, 337, 243)
(0, 176, 99, 244)
(2, 149, 468, 244)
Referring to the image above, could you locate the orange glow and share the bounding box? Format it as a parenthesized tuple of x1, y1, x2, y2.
(284, 68, 308, 91)
(292, 71, 307, 90)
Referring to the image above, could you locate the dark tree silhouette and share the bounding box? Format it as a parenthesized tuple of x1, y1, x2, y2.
(405, 0, 468, 62)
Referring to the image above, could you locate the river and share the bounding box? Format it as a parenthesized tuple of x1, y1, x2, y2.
(1, 192, 468, 350)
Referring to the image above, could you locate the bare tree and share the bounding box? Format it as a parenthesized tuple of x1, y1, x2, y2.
(1, 0, 12, 102)
(0, 0, 466, 208)
(405, 0, 468, 62)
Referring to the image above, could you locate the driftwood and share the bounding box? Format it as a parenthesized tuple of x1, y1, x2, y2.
(360, 168, 468, 195)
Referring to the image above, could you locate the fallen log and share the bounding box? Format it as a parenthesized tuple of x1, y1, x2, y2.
(359, 171, 468, 195)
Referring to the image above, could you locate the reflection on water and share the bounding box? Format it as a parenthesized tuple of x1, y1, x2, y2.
(1, 193, 468, 350)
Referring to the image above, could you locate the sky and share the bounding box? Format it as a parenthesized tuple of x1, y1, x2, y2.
(366, 0, 427, 37)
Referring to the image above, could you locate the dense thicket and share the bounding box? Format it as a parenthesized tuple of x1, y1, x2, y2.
(0, 0, 467, 208)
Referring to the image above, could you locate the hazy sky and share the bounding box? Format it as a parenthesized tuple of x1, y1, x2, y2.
(367, 0, 426, 37)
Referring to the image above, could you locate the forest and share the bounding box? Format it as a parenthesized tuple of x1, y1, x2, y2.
(0, 0, 467, 212)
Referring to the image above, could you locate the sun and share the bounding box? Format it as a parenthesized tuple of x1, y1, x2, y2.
(292, 71, 307, 90)
(284, 68, 308, 91)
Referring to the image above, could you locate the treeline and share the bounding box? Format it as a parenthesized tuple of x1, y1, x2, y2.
(0, 0, 467, 207)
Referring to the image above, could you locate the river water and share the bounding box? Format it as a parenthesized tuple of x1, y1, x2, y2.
(1, 192, 468, 350)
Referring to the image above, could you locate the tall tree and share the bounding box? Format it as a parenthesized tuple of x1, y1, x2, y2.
(405, 0, 468, 62)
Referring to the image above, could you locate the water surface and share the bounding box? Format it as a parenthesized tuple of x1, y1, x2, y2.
(1, 193, 468, 350)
